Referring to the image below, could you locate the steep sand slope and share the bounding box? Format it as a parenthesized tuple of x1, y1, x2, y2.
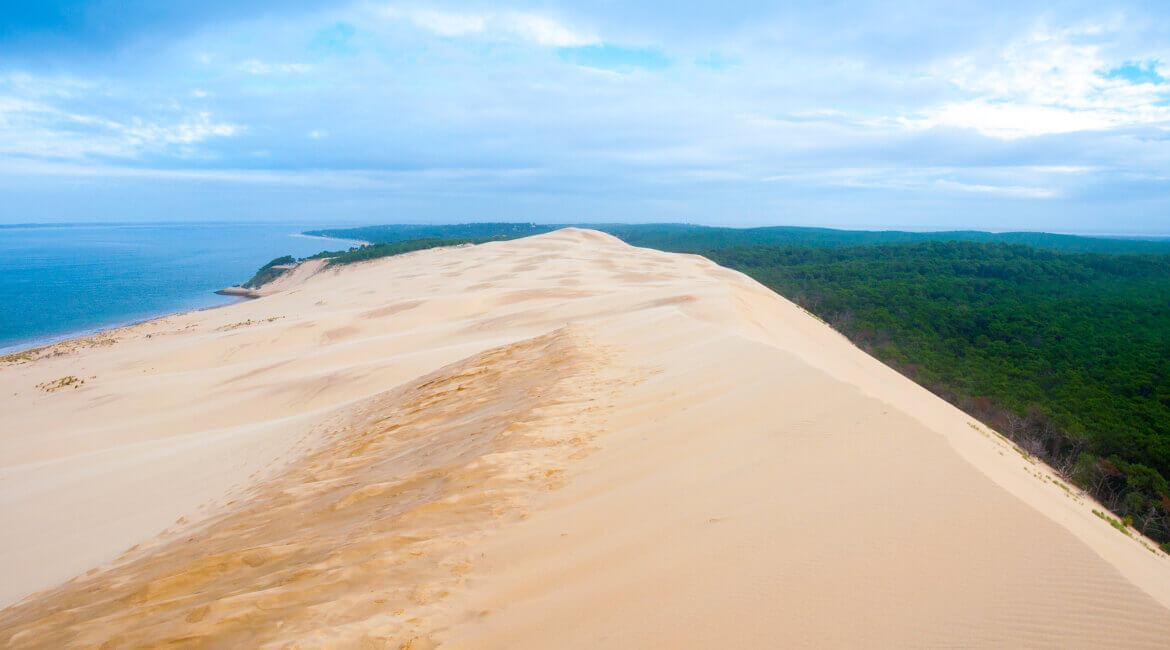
(2, 229, 1169, 647)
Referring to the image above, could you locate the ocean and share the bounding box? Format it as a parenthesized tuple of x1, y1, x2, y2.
(0, 223, 357, 353)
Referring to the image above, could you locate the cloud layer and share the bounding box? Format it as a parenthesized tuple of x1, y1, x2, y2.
(1, 1, 1169, 232)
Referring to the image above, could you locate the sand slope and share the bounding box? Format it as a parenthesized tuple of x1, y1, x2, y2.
(2, 229, 1169, 647)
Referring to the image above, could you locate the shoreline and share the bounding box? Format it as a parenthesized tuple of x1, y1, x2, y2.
(289, 232, 371, 247)
(0, 296, 249, 357)
(0, 230, 367, 357)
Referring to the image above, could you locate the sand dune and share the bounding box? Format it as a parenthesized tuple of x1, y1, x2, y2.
(2, 229, 1169, 647)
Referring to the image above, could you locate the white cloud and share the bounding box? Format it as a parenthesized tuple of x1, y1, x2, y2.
(907, 26, 1170, 138)
(1027, 166, 1095, 174)
(907, 101, 1121, 138)
(0, 159, 540, 190)
(932, 179, 1057, 199)
(0, 94, 239, 159)
(410, 9, 486, 37)
(762, 167, 1059, 199)
(503, 12, 594, 47)
(238, 60, 314, 74)
(121, 112, 239, 147)
(385, 7, 597, 47)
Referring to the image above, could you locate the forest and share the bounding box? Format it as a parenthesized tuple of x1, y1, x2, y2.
(283, 224, 1170, 547)
(309, 223, 1170, 255)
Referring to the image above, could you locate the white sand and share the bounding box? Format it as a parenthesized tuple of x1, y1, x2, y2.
(2, 229, 1169, 647)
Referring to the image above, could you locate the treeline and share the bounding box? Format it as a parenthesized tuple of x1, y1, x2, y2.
(305, 237, 480, 265)
(613, 224, 1170, 254)
(242, 255, 296, 288)
(241, 238, 489, 288)
(306, 223, 551, 243)
(702, 242, 1170, 548)
(311, 222, 1170, 255)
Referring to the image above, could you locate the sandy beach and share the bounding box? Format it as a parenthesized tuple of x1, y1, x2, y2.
(2, 229, 1169, 647)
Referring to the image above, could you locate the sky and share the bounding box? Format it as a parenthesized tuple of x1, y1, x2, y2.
(1, 1, 1170, 232)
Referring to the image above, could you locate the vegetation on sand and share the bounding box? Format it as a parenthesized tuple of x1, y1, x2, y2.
(37, 376, 86, 392)
(243, 256, 297, 288)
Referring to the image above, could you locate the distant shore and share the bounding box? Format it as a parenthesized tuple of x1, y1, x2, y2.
(0, 226, 351, 357)
(289, 232, 371, 247)
(0, 297, 248, 357)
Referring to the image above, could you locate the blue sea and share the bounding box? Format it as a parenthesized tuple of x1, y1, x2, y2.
(0, 223, 358, 353)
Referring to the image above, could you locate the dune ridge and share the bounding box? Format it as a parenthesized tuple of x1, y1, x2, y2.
(2, 228, 1170, 647)
(1, 329, 622, 647)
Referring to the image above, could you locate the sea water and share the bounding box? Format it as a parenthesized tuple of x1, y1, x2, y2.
(0, 223, 359, 353)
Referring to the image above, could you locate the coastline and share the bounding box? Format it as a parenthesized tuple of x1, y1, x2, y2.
(0, 229, 369, 357)
(0, 296, 248, 357)
(289, 232, 371, 247)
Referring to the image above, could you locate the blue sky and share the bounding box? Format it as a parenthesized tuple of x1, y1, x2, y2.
(2, 1, 1170, 232)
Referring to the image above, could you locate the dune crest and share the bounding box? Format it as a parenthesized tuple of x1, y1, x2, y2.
(3, 229, 1170, 647)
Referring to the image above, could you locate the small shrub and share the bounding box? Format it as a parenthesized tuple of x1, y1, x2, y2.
(37, 376, 85, 392)
(1094, 510, 1132, 537)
